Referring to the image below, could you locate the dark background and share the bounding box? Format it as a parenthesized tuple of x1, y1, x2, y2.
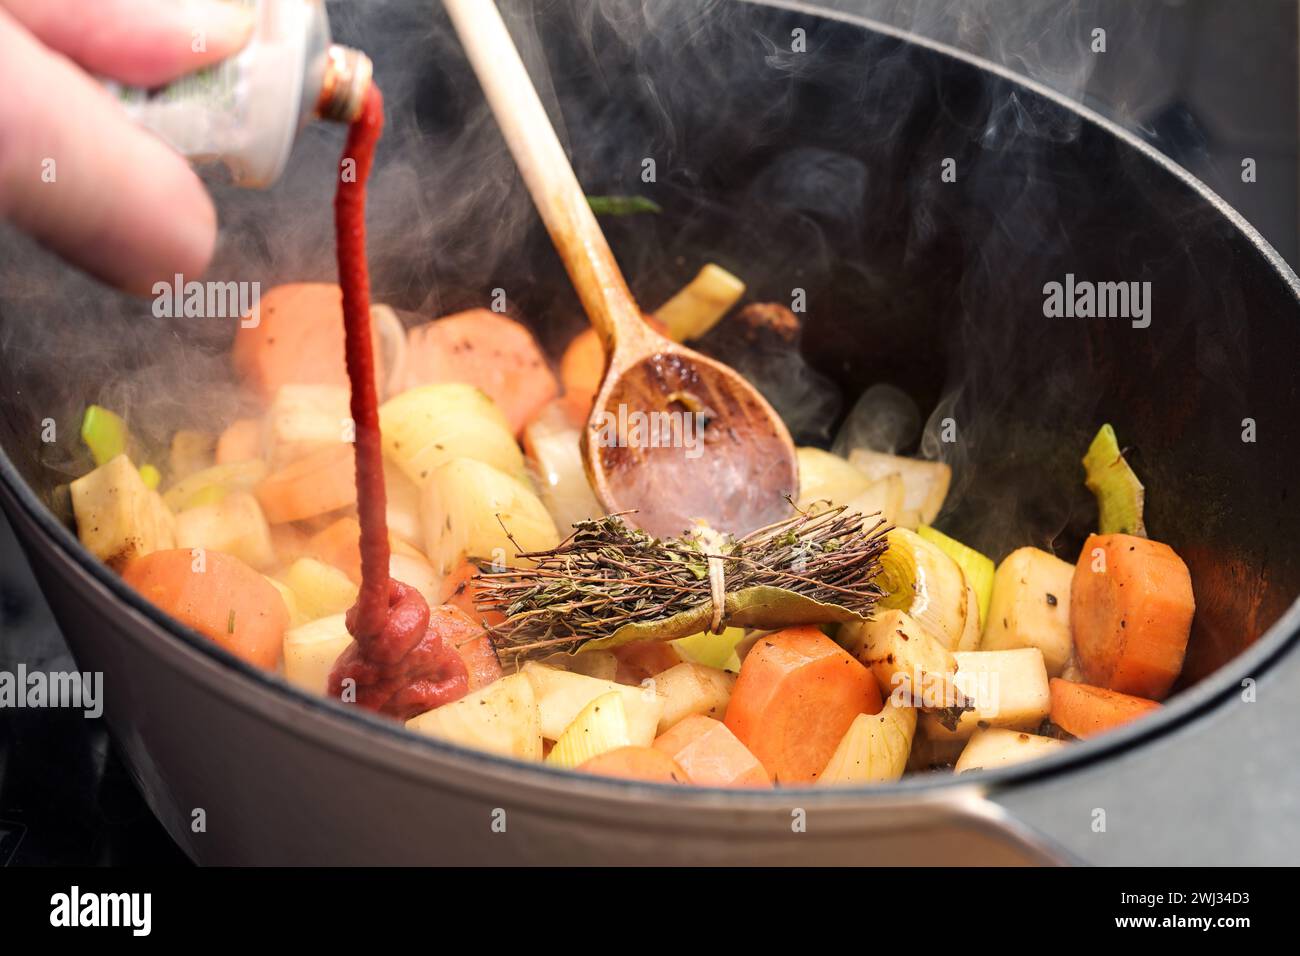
(1, 0, 1296, 865)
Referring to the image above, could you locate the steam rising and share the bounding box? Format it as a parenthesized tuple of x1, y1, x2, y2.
(0, 0, 1148, 562)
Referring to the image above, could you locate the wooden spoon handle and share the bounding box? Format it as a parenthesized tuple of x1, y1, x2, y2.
(442, 0, 647, 351)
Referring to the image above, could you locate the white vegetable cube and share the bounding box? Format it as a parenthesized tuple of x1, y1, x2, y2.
(841, 609, 962, 709)
(795, 447, 874, 512)
(174, 491, 276, 570)
(263, 384, 352, 466)
(980, 547, 1074, 676)
(954, 727, 1066, 773)
(280, 557, 358, 621)
(521, 663, 663, 746)
(71, 454, 176, 568)
(921, 647, 1051, 740)
(407, 673, 542, 760)
(651, 662, 737, 734)
(283, 613, 353, 696)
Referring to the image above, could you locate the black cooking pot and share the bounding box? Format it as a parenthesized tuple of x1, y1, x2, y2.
(2, 0, 1298, 864)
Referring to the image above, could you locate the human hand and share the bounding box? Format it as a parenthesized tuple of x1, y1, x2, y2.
(0, 0, 254, 293)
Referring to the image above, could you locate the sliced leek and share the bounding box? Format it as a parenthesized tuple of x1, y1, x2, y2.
(917, 525, 994, 627)
(875, 528, 971, 650)
(957, 584, 982, 652)
(655, 263, 746, 342)
(137, 463, 162, 490)
(522, 401, 603, 532)
(80, 405, 129, 467)
(521, 663, 663, 745)
(545, 691, 632, 769)
(1082, 423, 1146, 536)
(843, 473, 904, 527)
(846, 449, 951, 527)
(161, 459, 268, 512)
(420, 457, 560, 575)
(817, 699, 918, 785)
(379, 383, 524, 487)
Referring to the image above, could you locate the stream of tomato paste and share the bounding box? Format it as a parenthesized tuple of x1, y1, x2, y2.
(326, 85, 469, 719)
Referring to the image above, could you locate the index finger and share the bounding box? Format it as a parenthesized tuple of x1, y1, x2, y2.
(1, 0, 255, 87)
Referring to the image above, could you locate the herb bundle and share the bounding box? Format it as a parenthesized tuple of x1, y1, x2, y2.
(477, 505, 890, 660)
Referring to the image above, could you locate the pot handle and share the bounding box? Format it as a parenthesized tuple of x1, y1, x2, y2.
(939, 787, 1079, 865)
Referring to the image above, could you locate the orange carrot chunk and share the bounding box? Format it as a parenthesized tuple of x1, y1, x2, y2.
(724, 625, 882, 783)
(254, 443, 356, 524)
(653, 715, 771, 787)
(1049, 677, 1160, 738)
(122, 549, 288, 670)
(439, 558, 506, 627)
(1070, 533, 1194, 700)
(232, 283, 385, 405)
(578, 745, 690, 784)
(431, 604, 503, 692)
(402, 309, 558, 436)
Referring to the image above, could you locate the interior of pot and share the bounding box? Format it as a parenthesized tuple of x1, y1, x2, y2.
(1, 0, 1297, 697)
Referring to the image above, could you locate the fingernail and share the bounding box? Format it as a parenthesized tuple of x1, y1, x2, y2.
(180, 0, 257, 57)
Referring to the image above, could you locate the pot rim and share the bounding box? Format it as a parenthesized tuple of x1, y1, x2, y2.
(2, 0, 1298, 807)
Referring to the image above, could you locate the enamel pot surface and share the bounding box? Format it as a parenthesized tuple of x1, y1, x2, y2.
(1, 0, 1297, 864)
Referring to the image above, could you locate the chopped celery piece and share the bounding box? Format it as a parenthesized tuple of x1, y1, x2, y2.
(80, 405, 128, 466)
(672, 626, 745, 672)
(1082, 424, 1146, 537)
(917, 525, 995, 627)
(138, 464, 161, 490)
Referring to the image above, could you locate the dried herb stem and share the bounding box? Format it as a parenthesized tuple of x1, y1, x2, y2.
(477, 505, 889, 659)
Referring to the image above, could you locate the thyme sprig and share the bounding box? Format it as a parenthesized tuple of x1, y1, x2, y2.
(477, 505, 889, 660)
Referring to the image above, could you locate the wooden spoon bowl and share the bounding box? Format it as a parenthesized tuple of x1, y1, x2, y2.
(445, 0, 799, 537)
(586, 317, 797, 538)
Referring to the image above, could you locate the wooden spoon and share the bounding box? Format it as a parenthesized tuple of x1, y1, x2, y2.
(443, 0, 798, 538)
